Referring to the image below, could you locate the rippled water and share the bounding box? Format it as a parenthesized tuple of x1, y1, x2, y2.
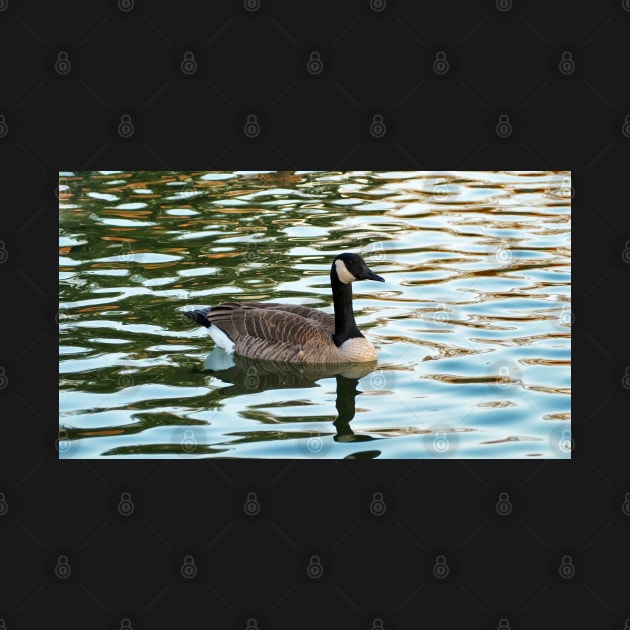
(58, 170, 571, 459)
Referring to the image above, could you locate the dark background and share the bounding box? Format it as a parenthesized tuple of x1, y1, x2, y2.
(1, 0, 629, 628)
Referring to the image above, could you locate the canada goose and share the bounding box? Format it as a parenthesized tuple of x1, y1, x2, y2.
(184, 252, 385, 363)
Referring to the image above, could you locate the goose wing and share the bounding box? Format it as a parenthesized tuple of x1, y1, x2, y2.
(237, 302, 335, 334)
(205, 303, 338, 362)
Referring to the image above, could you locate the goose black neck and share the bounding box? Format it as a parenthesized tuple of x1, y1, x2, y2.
(331, 273, 363, 347)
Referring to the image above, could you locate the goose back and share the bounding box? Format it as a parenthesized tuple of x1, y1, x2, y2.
(237, 302, 335, 335)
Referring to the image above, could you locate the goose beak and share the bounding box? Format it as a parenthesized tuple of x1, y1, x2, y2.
(362, 267, 385, 282)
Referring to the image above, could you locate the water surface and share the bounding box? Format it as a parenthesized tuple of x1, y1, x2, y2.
(59, 170, 571, 459)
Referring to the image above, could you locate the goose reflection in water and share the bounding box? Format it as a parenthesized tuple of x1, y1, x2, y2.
(198, 348, 383, 457)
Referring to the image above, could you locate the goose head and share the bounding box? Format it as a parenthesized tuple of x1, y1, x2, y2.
(332, 253, 385, 285)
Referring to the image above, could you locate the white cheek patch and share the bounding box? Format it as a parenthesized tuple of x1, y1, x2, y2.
(335, 259, 357, 284)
